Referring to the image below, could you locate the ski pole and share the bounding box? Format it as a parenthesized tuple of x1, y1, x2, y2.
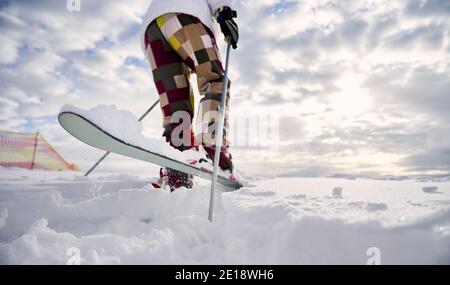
(208, 43, 232, 222)
(84, 99, 160, 177)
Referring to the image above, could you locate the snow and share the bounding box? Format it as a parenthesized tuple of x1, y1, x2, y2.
(1, 169, 450, 265)
(60, 104, 205, 163)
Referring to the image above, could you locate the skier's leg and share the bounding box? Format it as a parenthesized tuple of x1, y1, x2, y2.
(144, 20, 195, 152)
(155, 13, 233, 171)
(144, 19, 196, 190)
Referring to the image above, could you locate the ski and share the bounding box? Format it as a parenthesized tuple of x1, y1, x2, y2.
(58, 111, 243, 190)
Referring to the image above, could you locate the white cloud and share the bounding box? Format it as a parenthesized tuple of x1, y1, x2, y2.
(0, 34, 19, 64)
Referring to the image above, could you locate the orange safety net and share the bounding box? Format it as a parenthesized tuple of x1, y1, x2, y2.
(0, 130, 78, 171)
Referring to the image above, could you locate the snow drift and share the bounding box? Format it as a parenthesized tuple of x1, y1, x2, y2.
(0, 169, 449, 264)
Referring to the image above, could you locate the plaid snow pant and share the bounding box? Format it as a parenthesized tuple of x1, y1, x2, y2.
(144, 13, 231, 151)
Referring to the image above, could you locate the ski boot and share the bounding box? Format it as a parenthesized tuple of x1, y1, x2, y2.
(159, 168, 193, 191)
(202, 145, 234, 172)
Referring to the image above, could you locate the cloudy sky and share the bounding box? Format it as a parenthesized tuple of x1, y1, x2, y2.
(0, 0, 449, 178)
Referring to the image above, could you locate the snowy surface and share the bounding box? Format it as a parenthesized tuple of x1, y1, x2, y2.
(1, 169, 450, 265)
